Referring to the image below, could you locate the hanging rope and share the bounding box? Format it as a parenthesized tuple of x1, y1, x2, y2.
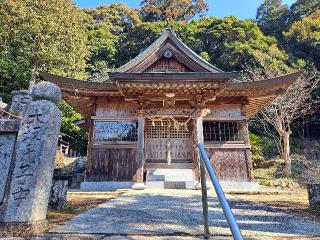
(146, 116, 192, 166)
(146, 116, 192, 132)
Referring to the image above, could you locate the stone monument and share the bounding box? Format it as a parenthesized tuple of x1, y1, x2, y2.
(0, 119, 20, 205)
(0, 82, 62, 236)
(8, 90, 32, 118)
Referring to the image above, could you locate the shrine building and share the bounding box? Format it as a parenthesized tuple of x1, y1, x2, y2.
(41, 29, 299, 190)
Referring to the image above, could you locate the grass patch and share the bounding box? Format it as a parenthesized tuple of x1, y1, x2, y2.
(238, 189, 320, 223)
(253, 161, 298, 188)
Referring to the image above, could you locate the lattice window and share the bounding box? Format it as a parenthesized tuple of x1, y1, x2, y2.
(94, 121, 138, 142)
(146, 118, 191, 139)
(203, 121, 242, 142)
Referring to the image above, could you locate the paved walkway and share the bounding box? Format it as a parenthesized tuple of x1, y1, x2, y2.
(50, 190, 320, 239)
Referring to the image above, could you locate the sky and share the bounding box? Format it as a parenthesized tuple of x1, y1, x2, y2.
(75, 0, 297, 19)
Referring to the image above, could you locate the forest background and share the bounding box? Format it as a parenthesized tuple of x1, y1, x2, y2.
(0, 0, 319, 179)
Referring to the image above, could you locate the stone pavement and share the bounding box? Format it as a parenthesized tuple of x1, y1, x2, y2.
(45, 189, 320, 239)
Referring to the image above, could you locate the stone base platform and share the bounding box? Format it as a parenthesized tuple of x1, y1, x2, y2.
(219, 181, 260, 192)
(81, 181, 135, 191)
(0, 220, 48, 237)
(80, 181, 259, 192)
(146, 168, 195, 189)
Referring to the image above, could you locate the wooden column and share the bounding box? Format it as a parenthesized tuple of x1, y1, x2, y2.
(240, 103, 253, 181)
(85, 97, 97, 182)
(242, 119, 253, 181)
(132, 109, 146, 189)
(195, 114, 204, 145)
(193, 109, 205, 182)
(195, 109, 210, 237)
(85, 119, 94, 181)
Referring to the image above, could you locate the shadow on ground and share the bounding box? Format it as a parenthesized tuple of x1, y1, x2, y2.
(50, 190, 320, 239)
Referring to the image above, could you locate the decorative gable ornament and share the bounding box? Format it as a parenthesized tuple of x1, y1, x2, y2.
(164, 50, 173, 59)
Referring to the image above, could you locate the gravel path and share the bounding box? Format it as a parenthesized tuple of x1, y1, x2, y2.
(50, 189, 320, 239)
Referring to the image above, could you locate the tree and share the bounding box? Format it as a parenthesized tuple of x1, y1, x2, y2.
(116, 21, 166, 67)
(0, 0, 89, 101)
(284, 10, 320, 70)
(85, 3, 141, 35)
(289, 0, 320, 22)
(85, 4, 141, 77)
(59, 101, 87, 154)
(256, 0, 290, 39)
(140, 0, 208, 21)
(183, 17, 292, 74)
(253, 68, 319, 176)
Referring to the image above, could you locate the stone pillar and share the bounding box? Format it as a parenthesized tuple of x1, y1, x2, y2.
(132, 110, 145, 190)
(0, 120, 20, 205)
(0, 82, 62, 236)
(8, 90, 32, 118)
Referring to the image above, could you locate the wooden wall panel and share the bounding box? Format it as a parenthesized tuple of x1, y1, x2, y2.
(144, 57, 192, 72)
(205, 148, 249, 181)
(205, 104, 242, 118)
(145, 138, 193, 161)
(86, 148, 138, 181)
(95, 102, 137, 118)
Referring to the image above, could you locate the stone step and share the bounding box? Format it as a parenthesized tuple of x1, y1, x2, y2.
(145, 163, 193, 169)
(146, 181, 195, 189)
(146, 169, 194, 182)
(145, 168, 195, 189)
(146, 175, 195, 182)
(148, 168, 194, 175)
(146, 159, 193, 164)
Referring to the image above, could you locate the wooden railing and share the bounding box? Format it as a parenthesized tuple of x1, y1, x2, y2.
(197, 143, 244, 240)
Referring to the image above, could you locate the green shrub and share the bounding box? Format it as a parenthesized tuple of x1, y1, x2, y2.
(249, 133, 264, 165)
(290, 138, 303, 154)
(260, 135, 278, 159)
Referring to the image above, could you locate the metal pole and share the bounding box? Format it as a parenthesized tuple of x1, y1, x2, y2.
(199, 151, 210, 238)
(198, 143, 244, 240)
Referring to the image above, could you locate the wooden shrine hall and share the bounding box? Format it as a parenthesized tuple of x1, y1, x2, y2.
(41, 29, 299, 190)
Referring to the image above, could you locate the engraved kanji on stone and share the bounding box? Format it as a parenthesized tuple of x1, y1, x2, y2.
(12, 188, 30, 201)
(1, 81, 62, 224)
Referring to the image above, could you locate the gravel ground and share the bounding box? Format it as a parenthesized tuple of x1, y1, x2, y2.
(46, 189, 320, 239)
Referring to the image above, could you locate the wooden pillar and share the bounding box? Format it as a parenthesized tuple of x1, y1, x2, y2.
(85, 98, 97, 182)
(240, 102, 253, 181)
(242, 119, 253, 181)
(193, 109, 205, 182)
(194, 109, 210, 236)
(195, 112, 204, 144)
(85, 118, 94, 181)
(132, 110, 146, 189)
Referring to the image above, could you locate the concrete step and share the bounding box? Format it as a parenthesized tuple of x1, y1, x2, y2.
(146, 169, 194, 182)
(146, 181, 195, 189)
(146, 159, 193, 164)
(146, 168, 195, 189)
(145, 163, 193, 169)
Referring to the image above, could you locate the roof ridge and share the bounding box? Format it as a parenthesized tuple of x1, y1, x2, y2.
(116, 28, 222, 73)
(165, 29, 222, 72)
